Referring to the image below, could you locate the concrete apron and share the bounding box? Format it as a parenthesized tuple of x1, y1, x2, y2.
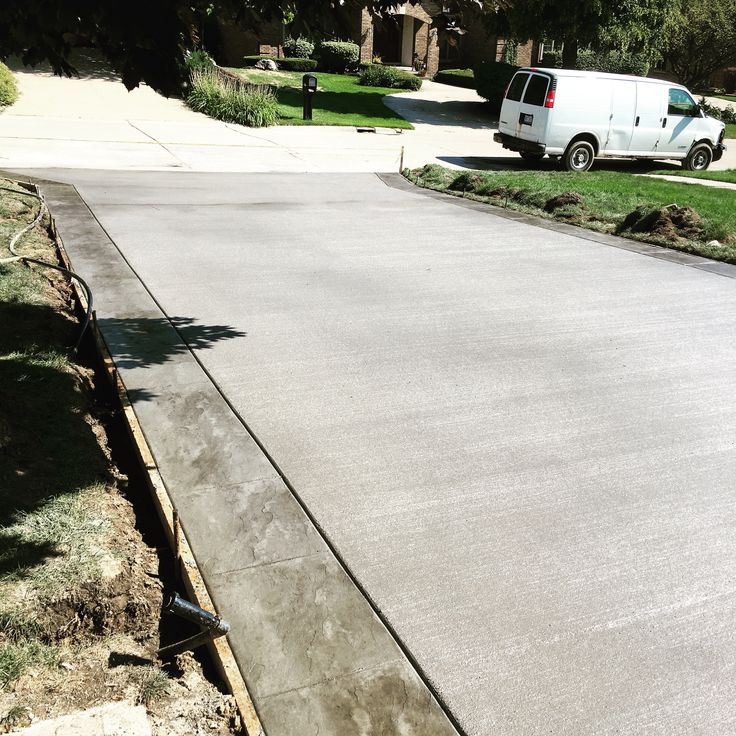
(31, 176, 459, 735)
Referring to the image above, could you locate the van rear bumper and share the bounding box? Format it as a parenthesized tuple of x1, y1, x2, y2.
(493, 132, 545, 155)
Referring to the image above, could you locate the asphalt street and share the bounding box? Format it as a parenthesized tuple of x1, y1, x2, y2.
(27, 168, 736, 735)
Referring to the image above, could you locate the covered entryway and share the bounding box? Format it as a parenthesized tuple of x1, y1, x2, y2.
(373, 14, 416, 68)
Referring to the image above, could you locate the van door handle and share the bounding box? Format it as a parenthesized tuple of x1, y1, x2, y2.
(635, 116, 640, 126)
(662, 117, 667, 128)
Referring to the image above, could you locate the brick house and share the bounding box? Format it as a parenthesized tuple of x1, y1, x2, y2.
(214, 3, 539, 78)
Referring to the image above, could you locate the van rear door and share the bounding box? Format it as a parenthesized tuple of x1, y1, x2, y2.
(516, 72, 553, 143)
(498, 71, 530, 136)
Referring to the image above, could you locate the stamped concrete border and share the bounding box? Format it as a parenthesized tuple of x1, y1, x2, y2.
(380, 173, 736, 281)
(5, 170, 462, 736)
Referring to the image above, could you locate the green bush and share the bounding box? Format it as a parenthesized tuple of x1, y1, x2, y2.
(359, 64, 422, 90)
(473, 61, 518, 112)
(434, 69, 475, 89)
(186, 49, 215, 72)
(187, 68, 279, 127)
(315, 41, 359, 73)
(242, 55, 317, 71)
(278, 58, 318, 72)
(699, 99, 736, 124)
(283, 36, 315, 59)
(576, 49, 650, 76)
(540, 51, 563, 68)
(0, 62, 19, 108)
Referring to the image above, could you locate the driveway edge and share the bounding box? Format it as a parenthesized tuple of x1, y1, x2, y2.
(379, 173, 736, 280)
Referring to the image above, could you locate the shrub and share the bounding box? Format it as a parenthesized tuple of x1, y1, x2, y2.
(187, 68, 279, 127)
(699, 99, 736, 124)
(242, 55, 316, 71)
(359, 64, 422, 90)
(473, 61, 518, 112)
(434, 69, 475, 89)
(315, 41, 359, 73)
(283, 36, 315, 59)
(278, 58, 318, 72)
(0, 62, 19, 108)
(540, 51, 563, 68)
(186, 49, 215, 72)
(575, 49, 650, 76)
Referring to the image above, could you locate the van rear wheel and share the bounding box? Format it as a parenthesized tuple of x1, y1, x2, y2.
(563, 141, 595, 172)
(683, 143, 713, 171)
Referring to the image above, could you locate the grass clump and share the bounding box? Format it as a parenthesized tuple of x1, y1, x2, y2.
(0, 62, 18, 108)
(0, 640, 60, 690)
(187, 67, 279, 127)
(134, 666, 171, 706)
(405, 164, 736, 263)
(359, 64, 422, 91)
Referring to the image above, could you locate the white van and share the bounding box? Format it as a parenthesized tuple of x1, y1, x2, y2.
(493, 68, 726, 172)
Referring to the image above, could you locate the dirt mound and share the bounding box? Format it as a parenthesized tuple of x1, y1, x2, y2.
(448, 172, 486, 192)
(43, 560, 160, 644)
(545, 192, 584, 212)
(619, 205, 703, 241)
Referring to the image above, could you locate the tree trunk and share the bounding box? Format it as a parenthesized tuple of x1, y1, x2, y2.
(562, 38, 578, 69)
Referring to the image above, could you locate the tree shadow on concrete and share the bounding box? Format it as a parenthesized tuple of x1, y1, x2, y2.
(98, 315, 246, 370)
(384, 97, 498, 129)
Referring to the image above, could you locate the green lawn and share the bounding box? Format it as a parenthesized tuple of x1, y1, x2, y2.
(715, 95, 736, 103)
(405, 164, 736, 264)
(654, 168, 736, 184)
(226, 68, 413, 128)
(726, 123, 736, 139)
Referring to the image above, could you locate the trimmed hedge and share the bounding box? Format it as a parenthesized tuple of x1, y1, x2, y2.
(242, 56, 317, 72)
(283, 36, 314, 59)
(540, 49, 649, 76)
(315, 41, 359, 73)
(576, 50, 649, 77)
(434, 69, 475, 89)
(187, 68, 279, 127)
(0, 62, 19, 108)
(700, 99, 736, 124)
(473, 61, 518, 112)
(359, 64, 422, 90)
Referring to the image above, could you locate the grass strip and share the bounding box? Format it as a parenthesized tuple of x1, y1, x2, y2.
(226, 68, 413, 128)
(653, 169, 736, 184)
(404, 164, 736, 264)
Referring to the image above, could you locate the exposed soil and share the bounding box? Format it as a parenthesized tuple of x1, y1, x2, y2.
(544, 191, 585, 212)
(618, 204, 704, 241)
(0, 181, 240, 735)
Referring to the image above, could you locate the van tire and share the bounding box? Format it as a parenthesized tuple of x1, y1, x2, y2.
(683, 143, 713, 171)
(563, 140, 595, 172)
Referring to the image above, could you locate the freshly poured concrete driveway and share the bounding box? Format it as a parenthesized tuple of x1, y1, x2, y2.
(33, 168, 736, 734)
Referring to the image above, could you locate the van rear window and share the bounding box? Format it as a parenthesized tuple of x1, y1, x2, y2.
(522, 74, 549, 106)
(506, 73, 529, 102)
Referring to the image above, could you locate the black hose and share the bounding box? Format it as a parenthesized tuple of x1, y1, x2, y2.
(0, 184, 93, 355)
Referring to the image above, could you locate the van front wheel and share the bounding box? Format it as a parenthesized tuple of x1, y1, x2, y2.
(683, 143, 713, 171)
(563, 141, 595, 172)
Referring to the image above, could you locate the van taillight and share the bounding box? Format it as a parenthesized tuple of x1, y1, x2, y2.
(544, 89, 556, 108)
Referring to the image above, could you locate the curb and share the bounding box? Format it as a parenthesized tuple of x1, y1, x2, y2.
(35, 180, 265, 736)
(379, 172, 736, 280)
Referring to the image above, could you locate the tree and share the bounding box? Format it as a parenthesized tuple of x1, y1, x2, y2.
(485, 0, 677, 69)
(0, 0, 480, 95)
(666, 0, 736, 90)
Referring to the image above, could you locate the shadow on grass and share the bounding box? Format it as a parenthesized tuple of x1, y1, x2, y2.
(436, 155, 683, 174)
(0, 302, 244, 582)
